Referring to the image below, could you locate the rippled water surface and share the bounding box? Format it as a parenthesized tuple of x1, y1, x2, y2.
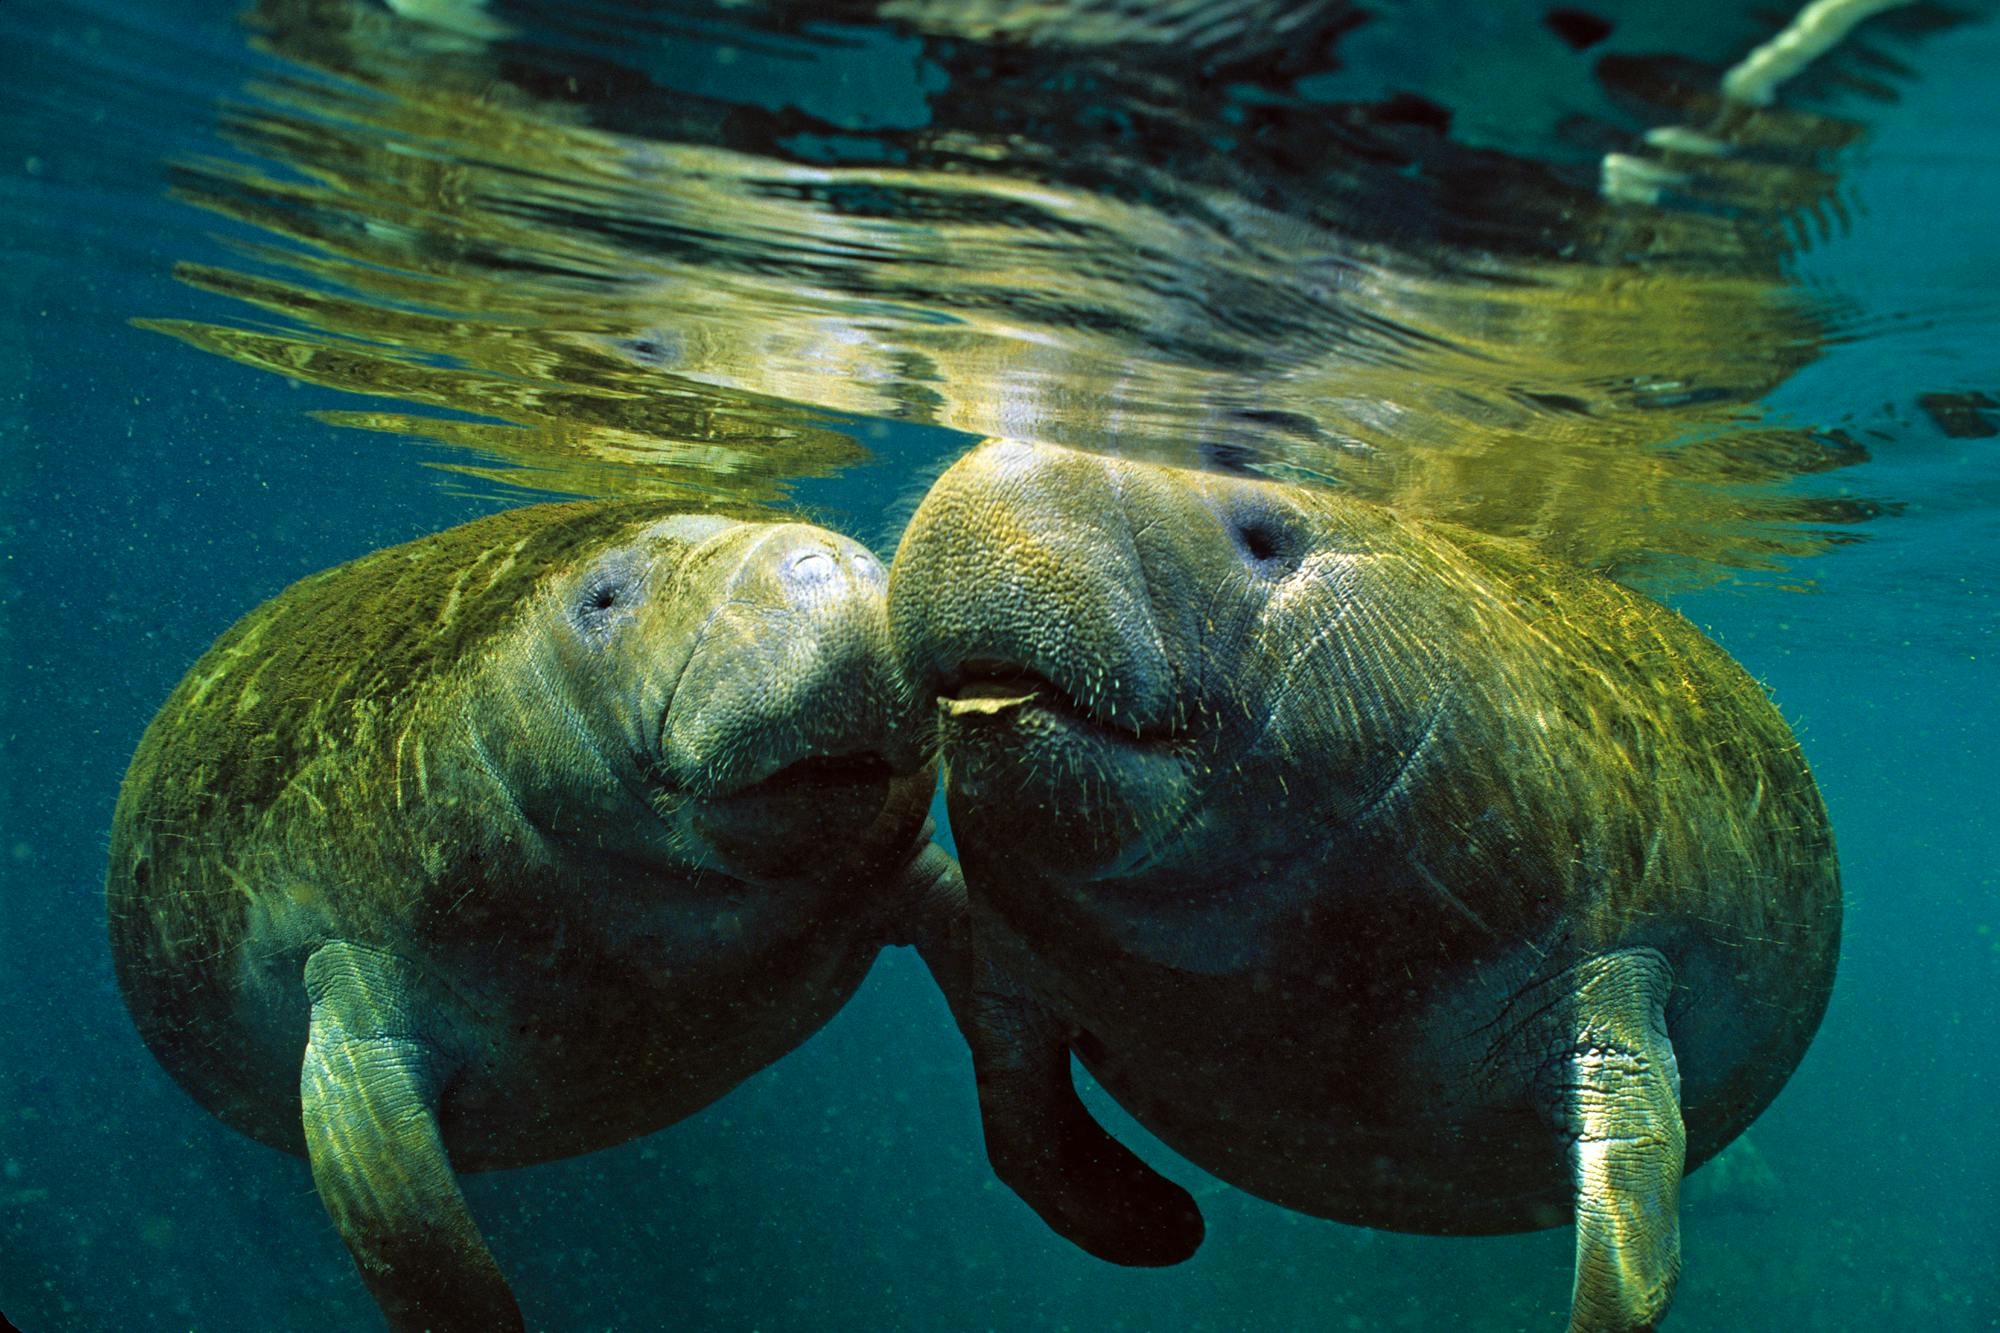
(3, 0, 1996, 1328)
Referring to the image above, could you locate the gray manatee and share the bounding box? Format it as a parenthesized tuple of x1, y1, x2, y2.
(108, 500, 1090, 1331)
(888, 440, 1840, 1332)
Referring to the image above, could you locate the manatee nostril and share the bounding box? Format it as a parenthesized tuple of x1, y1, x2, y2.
(848, 550, 886, 589)
(787, 550, 836, 581)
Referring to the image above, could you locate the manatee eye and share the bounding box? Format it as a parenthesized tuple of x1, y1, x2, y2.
(1239, 523, 1282, 562)
(570, 558, 645, 643)
(1229, 507, 1304, 578)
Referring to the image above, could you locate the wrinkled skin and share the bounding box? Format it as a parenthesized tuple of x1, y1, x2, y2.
(109, 501, 971, 1332)
(889, 441, 1840, 1332)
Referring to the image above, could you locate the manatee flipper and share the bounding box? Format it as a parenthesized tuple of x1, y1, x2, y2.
(890, 843, 1202, 1266)
(892, 836, 1200, 1264)
(890, 839, 975, 1004)
(969, 972, 1204, 1266)
(1537, 948, 1685, 1333)
(300, 942, 522, 1333)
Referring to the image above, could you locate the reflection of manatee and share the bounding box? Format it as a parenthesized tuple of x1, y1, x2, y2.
(107, 502, 970, 1332)
(890, 441, 1840, 1332)
(157, 0, 1902, 583)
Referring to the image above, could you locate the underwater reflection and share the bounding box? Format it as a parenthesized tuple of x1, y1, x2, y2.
(142, 0, 1959, 583)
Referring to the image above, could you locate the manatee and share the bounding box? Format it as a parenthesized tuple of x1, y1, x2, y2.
(108, 501, 988, 1331)
(888, 440, 1840, 1332)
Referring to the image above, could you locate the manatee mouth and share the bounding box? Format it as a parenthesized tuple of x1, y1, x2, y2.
(705, 750, 896, 802)
(939, 660, 1059, 718)
(934, 656, 1199, 877)
(742, 751, 894, 793)
(937, 658, 1168, 742)
(679, 746, 907, 882)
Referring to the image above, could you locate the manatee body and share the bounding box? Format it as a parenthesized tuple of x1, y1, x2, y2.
(108, 500, 966, 1332)
(889, 440, 1840, 1332)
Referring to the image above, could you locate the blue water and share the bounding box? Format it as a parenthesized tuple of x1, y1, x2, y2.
(2, 1, 1996, 1329)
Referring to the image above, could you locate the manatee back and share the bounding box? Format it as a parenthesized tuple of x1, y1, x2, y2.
(105, 500, 688, 1139)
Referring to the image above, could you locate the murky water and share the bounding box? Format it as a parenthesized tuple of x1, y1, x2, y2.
(3, 0, 1995, 1328)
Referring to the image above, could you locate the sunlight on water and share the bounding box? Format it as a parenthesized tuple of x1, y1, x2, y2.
(128, 0, 1970, 586)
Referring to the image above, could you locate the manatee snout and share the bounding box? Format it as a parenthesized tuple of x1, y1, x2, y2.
(889, 441, 1321, 728)
(891, 440, 1188, 735)
(890, 440, 1311, 874)
(656, 522, 930, 879)
(662, 524, 913, 791)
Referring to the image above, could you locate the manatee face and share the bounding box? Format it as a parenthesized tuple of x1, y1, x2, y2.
(889, 439, 1460, 966)
(540, 513, 931, 885)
